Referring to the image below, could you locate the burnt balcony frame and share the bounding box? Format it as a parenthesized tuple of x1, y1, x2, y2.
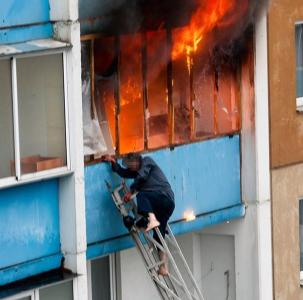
(81, 30, 242, 162)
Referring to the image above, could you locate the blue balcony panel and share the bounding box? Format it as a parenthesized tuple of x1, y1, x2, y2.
(0, 254, 62, 286)
(0, 180, 61, 286)
(85, 135, 243, 259)
(0, 23, 53, 45)
(87, 204, 245, 259)
(0, 0, 50, 28)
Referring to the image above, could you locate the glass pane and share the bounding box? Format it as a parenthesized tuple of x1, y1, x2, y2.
(91, 256, 111, 300)
(172, 29, 191, 144)
(296, 24, 303, 98)
(40, 280, 73, 300)
(193, 62, 215, 138)
(0, 59, 15, 178)
(17, 54, 67, 175)
(94, 37, 116, 152)
(119, 34, 144, 154)
(300, 200, 303, 271)
(147, 31, 169, 149)
(18, 297, 31, 300)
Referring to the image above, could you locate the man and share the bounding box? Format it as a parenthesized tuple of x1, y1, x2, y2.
(103, 153, 175, 275)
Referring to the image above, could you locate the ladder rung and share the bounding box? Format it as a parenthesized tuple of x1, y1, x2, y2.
(109, 183, 205, 300)
(148, 260, 166, 271)
(167, 273, 184, 289)
(152, 275, 182, 300)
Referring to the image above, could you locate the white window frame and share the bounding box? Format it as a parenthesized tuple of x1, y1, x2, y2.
(296, 21, 303, 112)
(87, 254, 117, 300)
(0, 50, 72, 189)
(2, 278, 75, 300)
(2, 289, 39, 300)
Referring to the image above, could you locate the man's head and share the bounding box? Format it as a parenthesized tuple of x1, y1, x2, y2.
(122, 153, 142, 171)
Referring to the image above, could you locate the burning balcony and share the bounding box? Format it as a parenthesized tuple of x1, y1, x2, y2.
(80, 0, 255, 157)
(80, 0, 255, 258)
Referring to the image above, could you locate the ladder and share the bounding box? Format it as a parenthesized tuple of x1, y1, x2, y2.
(105, 181, 205, 300)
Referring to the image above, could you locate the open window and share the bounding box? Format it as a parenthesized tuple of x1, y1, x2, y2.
(0, 52, 69, 187)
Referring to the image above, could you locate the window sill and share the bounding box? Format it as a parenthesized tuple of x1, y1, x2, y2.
(0, 167, 73, 190)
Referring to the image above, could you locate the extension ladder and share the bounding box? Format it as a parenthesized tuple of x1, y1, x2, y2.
(105, 181, 205, 300)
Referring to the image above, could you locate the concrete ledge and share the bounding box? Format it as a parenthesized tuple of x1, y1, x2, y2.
(0, 253, 63, 286)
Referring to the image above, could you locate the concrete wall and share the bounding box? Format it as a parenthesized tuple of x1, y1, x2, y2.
(271, 163, 303, 299)
(268, 0, 303, 298)
(268, 0, 303, 168)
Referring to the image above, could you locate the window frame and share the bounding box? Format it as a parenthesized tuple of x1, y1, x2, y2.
(2, 278, 74, 300)
(0, 50, 71, 189)
(296, 21, 303, 112)
(2, 289, 38, 300)
(87, 254, 118, 300)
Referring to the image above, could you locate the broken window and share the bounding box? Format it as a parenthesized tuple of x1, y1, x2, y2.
(81, 28, 243, 159)
(119, 34, 144, 154)
(193, 62, 215, 138)
(146, 31, 169, 149)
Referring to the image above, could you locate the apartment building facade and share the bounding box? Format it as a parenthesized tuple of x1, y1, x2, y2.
(0, 0, 274, 299)
(268, 0, 303, 298)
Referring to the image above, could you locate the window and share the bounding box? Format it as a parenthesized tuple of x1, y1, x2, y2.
(39, 280, 73, 300)
(2, 290, 37, 300)
(2, 280, 73, 300)
(81, 29, 242, 159)
(296, 23, 303, 111)
(87, 255, 118, 300)
(300, 199, 303, 281)
(0, 52, 68, 186)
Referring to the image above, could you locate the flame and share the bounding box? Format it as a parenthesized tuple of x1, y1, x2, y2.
(183, 210, 196, 222)
(120, 78, 142, 106)
(172, 0, 248, 68)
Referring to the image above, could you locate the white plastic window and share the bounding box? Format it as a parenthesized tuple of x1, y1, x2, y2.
(3, 280, 73, 300)
(0, 52, 69, 188)
(300, 199, 303, 281)
(296, 23, 303, 111)
(87, 254, 117, 300)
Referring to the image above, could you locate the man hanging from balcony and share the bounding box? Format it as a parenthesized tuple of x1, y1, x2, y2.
(103, 153, 175, 275)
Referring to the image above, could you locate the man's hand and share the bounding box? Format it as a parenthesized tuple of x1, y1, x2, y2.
(102, 155, 116, 163)
(123, 192, 133, 203)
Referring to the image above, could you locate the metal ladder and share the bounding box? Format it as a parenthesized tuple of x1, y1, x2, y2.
(106, 181, 205, 300)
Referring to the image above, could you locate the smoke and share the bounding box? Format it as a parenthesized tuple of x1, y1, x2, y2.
(201, 0, 270, 68)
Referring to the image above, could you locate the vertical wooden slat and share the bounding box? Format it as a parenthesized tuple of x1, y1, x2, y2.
(114, 36, 121, 154)
(189, 54, 195, 140)
(214, 68, 219, 135)
(90, 39, 95, 119)
(166, 29, 174, 145)
(141, 32, 148, 150)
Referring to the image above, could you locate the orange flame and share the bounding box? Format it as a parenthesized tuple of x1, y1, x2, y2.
(172, 0, 243, 62)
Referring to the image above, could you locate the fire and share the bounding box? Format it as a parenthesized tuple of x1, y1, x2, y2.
(172, 0, 248, 64)
(183, 210, 196, 222)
